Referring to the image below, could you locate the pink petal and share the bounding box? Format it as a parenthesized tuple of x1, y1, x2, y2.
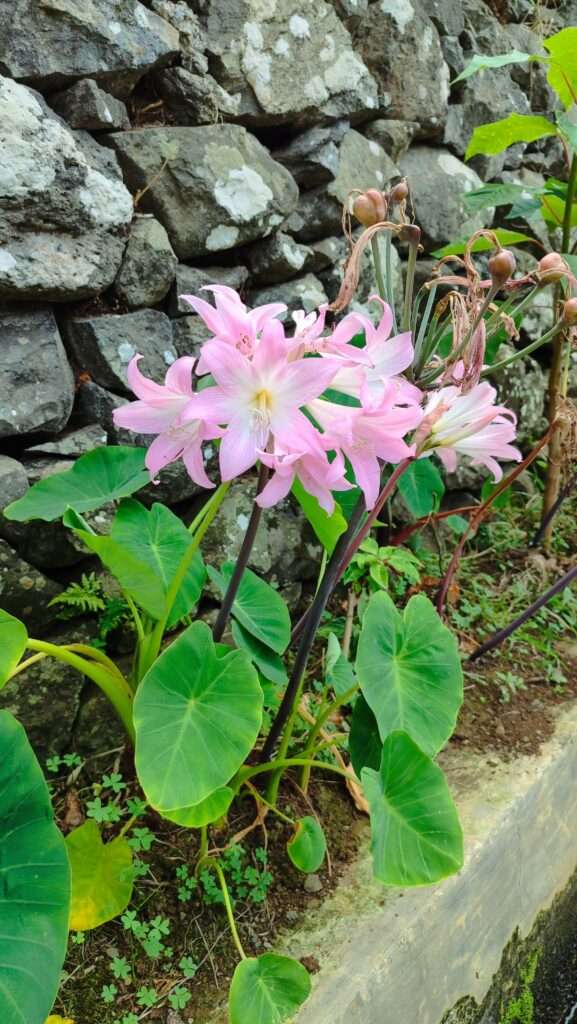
(165, 357, 195, 395)
(219, 417, 260, 480)
(256, 470, 295, 508)
(126, 355, 167, 401)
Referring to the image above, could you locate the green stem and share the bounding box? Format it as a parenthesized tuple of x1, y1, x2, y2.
(371, 234, 388, 307)
(384, 232, 398, 333)
(238, 757, 352, 788)
(66, 642, 129, 682)
(481, 320, 565, 376)
(199, 825, 208, 861)
(5, 652, 47, 680)
(414, 284, 438, 374)
(402, 240, 418, 333)
(562, 154, 577, 253)
(26, 639, 135, 742)
(213, 861, 246, 960)
(265, 673, 307, 805)
(123, 594, 145, 644)
(244, 781, 295, 825)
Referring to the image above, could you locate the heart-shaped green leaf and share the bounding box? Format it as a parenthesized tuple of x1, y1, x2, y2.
(3, 446, 149, 522)
(287, 816, 326, 873)
(355, 592, 463, 756)
(0, 711, 70, 1024)
(229, 954, 311, 1024)
(0, 609, 27, 688)
(397, 460, 444, 518)
(111, 500, 205, 626)
(161, 787, 235, 828)
(326, 632, 357, 699)
(348, 693, 382, 777)
(66, 820, 133, 930)
(231, 620, 288, 685)
(363, 731, 463, 886)
(134, 623, 263, 811)
(208, 563, 290, 654)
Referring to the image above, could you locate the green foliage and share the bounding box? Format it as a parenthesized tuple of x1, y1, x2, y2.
(287, 816, 327, 873)
(544, 27, 577, 110)
(453, 49, 535, 83)
(499, 951, 539, 1024)
(398, 459, 445, 518)
(432, 229, 533, 259)
(161, 786, 235, 828)
(200, 845, 273, 905)
(66, 820, 134, 931)
(292, 477, 347, 553)
(208, 562, 291, 654)
(325, 632, 357, 698)
(134, 622, 263, 812)
(355, 592, 463, 757)
(0, 711, 70, 1024)
(3, 445, 149, 522)
(0, 608, 28, 688)
(465, 113, 557, 159)
(49, 572, 106, 616)
(344, 538, 422, 596)
(363, 731, 463, 886)
(348, 693, 382, 777)
(229, 953, 311, 1024)
(232, 619, 288, 685)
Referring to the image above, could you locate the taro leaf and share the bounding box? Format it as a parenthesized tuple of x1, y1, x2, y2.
(134, 622, 263, 811)
(287, 816, 326, 873)
(3, 446, 149, 522)
(545, 27, 577, 110)
(465, 113, 557, 160)
(229, 953, 311, 1024)
(355, 591, 463, 757)
(431, 229, 533, 259)
(0, 608, 27, 688)
(453, 49, 533, 83)
(363, 730, 463, 886)
(0, 711, 70, 1024)
(463, 181, 540, 215)
(556, 111, 577, 151)
(326, 632, 357, 699)
(66, 820, 133, 930)
(111, 500, 205, 626)
(231, 620, 288, 685)
(349, 693, 382, 777)
(62, 511, 165, 620)
(159, 787, 234, 828)
(397, 460, 444, 518)
(207, 563, 290, 655)
(292, 478, 347, 554)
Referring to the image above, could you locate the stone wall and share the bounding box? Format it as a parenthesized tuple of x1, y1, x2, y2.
(0, 0, 572, 625)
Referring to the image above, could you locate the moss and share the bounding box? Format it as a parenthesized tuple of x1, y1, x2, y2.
(499, 950, 540, 1024)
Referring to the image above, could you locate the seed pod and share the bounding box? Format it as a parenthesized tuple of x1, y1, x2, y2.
(352, 188, 386, 227)
(538, 252, 567, 284)
(488, 249, 516, 286)
(562, 298, 577, 325)
(398, 223, 421, 246)
(390, 180, 409, 205)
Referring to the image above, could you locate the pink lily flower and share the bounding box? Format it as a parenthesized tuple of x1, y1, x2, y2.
(416, 382, 521, 480)
(112, 355, 219, 489)
(289, 305, 372, 364)
(180, 284, 286, 372)
(185, 320, 339, 481)
(256, 447, 351, 514)
(310, 387, 422, 509)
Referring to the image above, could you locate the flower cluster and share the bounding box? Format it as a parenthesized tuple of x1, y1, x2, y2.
(114, 285, 521, 511)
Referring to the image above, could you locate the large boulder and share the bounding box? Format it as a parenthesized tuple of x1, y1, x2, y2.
(108, 125, 299, 259)
(0, 307, 74, 439)
(0, 77, 133, 301)
(353, 3, 450, 136)
(50, 79, 130, 131)
(197, 0, 378, 127)
(399, 147, 491, 251)
(63, 310, 177, 394)
(248, 274, 329, 320)
(0, 0, 179, 97)
(168, 263, 250, 317)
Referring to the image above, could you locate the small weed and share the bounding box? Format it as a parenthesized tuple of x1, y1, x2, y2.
(499, 950, 539, 1024)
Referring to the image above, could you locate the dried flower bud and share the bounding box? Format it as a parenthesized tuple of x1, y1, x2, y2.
(352, 189, 386, 227)
(398, 223, 421, 246)
(389, 180, 409, 205)
(562, 298, 577, 326)
(488, 249, 516, 286)
(538, 252, 568, 284)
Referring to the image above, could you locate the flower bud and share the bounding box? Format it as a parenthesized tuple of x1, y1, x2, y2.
(538, 252, 567, 284)
(488, 249, 516, 286)
(398, 223, 421, 246)
(352, 188, 386, 227)
(562, 298, 577, 326)
(389, 180, 409, 205)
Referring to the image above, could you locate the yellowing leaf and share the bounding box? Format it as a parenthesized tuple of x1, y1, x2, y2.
(66, 820, 133, 930)
(46, 1016, 75, 1023)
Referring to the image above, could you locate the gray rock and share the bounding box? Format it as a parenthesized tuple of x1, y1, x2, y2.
(108, 124, 299, 259)
(332, 0, 369, 27)
(505, 24, 554, 112)
(172, 317, 210, 358)
(399, 147, 491, 251)
(0, 0, 179, 98)
(27, 425, 107, 458)
(248, 274, 329, 321)
(50, 79, 130, 131)
(154, 67, 241, 125)
(0, 539, 62, 630)
(113, 215, 178, 309)
(72, 683, 127, 758)
(0, 307, 75, 439)
(72, 130, 124, 180)
(285, 188, 343, 243)
(149, 0, 209, 75)
(0, 457, 28, 509)
(327, 129, 399, 204)
(491, 344, 548, 447)
(445, 69, 531, 179)
(304, 873, 323, 893)
(273, 122, 350, 188)
(0, 77, 133, 302)
(319, 233, 403, 312)
(363, 120, 420, 163)
(200, 0, 378, 127)
(169, 263, 250, 317)
(243, 232, 312, 285)
(304, 237, 342, 275)
(420, 0, 465, 36)
(75, 381, 126, 436)
(203, 477, 321, 585)
(353, 4, 450, 136)
(440, 34, 465, 78)
(63, 310, 177, 394)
